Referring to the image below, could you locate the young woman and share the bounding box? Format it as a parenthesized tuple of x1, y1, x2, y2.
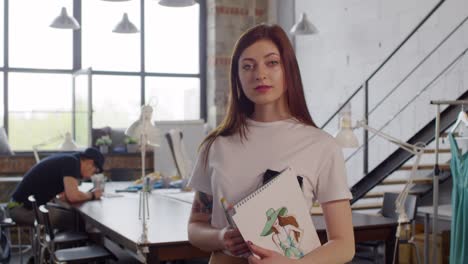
(188, 24, 355, 264)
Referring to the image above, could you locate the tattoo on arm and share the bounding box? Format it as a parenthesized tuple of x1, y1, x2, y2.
(192, 192, 213, 215)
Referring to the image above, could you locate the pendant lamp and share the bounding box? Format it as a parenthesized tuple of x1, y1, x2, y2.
(113, 13, 139, 33)
(50, 7, 80, 30)
(158, 0, 196, 7)
(290, 12, 318, 35)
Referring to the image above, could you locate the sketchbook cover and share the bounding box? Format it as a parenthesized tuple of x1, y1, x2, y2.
(232, 167, 321, 259)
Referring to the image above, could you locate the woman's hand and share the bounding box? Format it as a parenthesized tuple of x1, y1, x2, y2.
(247, 242, 294, 264)
(219, 227, 250, 256)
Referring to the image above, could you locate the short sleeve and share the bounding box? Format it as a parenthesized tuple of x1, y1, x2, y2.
(187, 146, 213, 195)
(62, 157, 80, 179)
(315, 140, 353, 204)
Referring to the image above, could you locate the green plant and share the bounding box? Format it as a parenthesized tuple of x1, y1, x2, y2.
(96, 135, 112, 146)
(124, 136, 138, 144)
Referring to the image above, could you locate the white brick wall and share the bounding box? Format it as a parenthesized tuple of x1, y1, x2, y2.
(277, 0, 468, 183)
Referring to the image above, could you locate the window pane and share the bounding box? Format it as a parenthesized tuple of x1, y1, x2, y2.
(0, 1, 4, 67)
(9, 73, 72, 150)
(0, 74, 3, 127)
(92, 75, 140, 128)
(82, 1, 140, 71)
(145, 77, 200, 121)
(74, 73, 91, 147)
(145, 2, 199, 74)
(10, 1, 73, 69)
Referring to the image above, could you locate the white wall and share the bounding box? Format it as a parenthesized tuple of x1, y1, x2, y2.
(280, 0, 468, 184)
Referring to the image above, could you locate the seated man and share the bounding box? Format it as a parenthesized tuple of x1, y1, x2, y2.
(7, 147, 105, 229)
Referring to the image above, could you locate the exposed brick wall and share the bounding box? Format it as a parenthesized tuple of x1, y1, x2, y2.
(206, 0, 270, 127)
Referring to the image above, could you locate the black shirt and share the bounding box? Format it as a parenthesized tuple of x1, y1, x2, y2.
(12, 153, 81, 209)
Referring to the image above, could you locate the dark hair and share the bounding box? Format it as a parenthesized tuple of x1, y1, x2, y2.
(201, 24, 316, 164)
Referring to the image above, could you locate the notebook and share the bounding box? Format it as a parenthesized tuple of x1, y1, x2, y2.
(231, 167, 321, 259)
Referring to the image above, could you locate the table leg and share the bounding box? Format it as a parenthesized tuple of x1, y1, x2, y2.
(146, 248, 160, 264)
(385, 226, 398, 264)
(424, 213, 429, 264)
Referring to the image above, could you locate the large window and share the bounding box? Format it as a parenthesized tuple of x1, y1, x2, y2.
(0, 1, 205, 151)
(0, 74, 3, 126)
(145, 2, 199, 73)
(146, 77, 200, 120)
(9, 73, 72, 150)
(9, 1, 73, 69)
(82, 1, 140, 71)
(0, 1, 4, 67)
(92, 75, 140, 128)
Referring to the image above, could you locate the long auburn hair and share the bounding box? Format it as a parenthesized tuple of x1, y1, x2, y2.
(201, 24, 317, 164)
(272, 215, 301, 242)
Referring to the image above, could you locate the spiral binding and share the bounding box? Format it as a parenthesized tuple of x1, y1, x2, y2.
(234, 174, 281, 208)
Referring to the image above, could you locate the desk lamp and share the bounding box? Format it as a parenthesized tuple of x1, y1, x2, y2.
(125, 105, 160, 243)
(335, 116, 425, 263)
(33, 132, 78, 163)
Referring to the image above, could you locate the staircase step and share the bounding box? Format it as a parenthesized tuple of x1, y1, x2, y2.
(381, 178, 432, 185)
(440, 132, 461, 138)
(422, 149, 451, 154)
(352, 203, 382, 210)
(362, 191, 422, 199)
(398, 164, 450, 171)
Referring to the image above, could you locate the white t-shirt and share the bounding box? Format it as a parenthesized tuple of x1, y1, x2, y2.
(188, 118, 352, 229)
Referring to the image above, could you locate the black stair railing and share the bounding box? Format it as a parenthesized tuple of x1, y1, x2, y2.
(350, 89, 468, 203)
(320, 0, 446, 176)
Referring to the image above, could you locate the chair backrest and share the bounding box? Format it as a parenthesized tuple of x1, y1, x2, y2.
(165, 129, 192, 181)
(382, 192, 418, 221)
(28, 195, 42, 226)
(0, 127, 14, 155)
(38, 205, 55, 240)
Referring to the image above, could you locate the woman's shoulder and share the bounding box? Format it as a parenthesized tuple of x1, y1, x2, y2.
(295, 122, 336, 140)
(293, 122, 342, 151)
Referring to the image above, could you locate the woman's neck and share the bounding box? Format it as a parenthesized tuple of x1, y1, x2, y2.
(251, 104, 291, 122)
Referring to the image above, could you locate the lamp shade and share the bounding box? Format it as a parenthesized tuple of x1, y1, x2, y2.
(158, 0, 196, 7)
(334, 104, 359, 148)
(113, 13, 139, 34)
(335, 128, 359, 148)
(125, 105, 160, 147)
(59, 132, 78, 151)
(50, 7, 80, 30)
(290, 12, 318, 35)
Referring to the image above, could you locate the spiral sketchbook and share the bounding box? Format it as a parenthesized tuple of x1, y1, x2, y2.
(231, 167, 321, 259)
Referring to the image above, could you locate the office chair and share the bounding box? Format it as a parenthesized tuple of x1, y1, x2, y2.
(28, 195, 91, 263)
(356, 192, 421, 264)
(0, 206, 12, 264)
(39, 204, 116, 263)
(165, 129, 192, 183)
(0, 204, 33, 264)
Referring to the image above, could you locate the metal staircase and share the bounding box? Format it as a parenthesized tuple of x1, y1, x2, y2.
(315, 0, 468, 210)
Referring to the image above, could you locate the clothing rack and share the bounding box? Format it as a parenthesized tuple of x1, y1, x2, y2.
(429, 99, 468, 264)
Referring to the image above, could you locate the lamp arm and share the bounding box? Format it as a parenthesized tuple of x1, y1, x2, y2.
(356, 120, 426, 224)
(356, 120, 424, 154)
(395, 150, 424, 224)
(32, 134, 65, 164)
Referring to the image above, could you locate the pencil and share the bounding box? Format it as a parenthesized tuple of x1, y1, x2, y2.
(220, 197, 235, 227)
